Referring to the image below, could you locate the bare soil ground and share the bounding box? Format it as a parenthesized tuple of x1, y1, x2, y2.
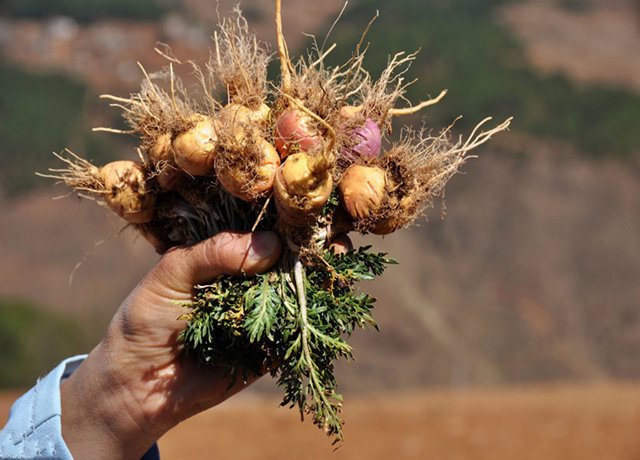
(157, 381, 640, 459)
(499, 0, 640, 92)
(5, 382, 640, 459)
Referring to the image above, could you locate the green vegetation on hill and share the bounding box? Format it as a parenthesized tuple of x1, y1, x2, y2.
(1, 0, 174, 23)
(0, 64, 117, 197)
(326, 0, 640, 157)
(0, 297, 88, 388)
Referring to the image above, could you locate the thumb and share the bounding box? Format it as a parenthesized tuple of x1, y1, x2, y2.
(152, 231, 282, 295)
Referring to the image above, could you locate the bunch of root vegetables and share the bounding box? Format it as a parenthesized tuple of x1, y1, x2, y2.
(44, 1, 511, 443)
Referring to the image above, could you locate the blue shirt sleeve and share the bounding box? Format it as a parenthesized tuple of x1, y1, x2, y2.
(0, 356, 160, 460)
(0, 355, 85, 459)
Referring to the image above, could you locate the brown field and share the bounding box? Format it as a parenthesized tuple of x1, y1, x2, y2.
(5, 382, 640, 459)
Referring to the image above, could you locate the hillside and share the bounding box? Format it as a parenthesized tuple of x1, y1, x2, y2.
(500, 0, 640, 91)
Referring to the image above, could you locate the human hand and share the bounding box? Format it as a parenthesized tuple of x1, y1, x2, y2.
(60, 231, 282, 459)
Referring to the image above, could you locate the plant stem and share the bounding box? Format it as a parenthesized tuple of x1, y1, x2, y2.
(293, 255, 340, 433)
(275, 0, 292, 95)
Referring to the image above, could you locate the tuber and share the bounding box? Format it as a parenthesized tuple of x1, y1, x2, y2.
(172, 115, 218, 176)
(339, 164, 386, 220)
(273, 152, 333, 227)
(216, 132, 281, 201)
(274, 109, 323, 159)
(100, 160, 155, 224)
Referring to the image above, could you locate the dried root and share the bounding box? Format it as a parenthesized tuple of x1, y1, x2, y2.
(39, 149, 102, 193)
(97, 64, 199, 152)
(208, 6, 271, 109)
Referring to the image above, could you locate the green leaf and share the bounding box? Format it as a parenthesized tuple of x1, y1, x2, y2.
(243, 275, 281, 343)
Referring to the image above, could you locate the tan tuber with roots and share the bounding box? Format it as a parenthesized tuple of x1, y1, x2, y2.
(219, 103, 271, 132)
(273, 152, 333, 227)
(99, 161, 156, 224)
(172, 115, 218, 176)
(216, 132, 281, 201)
(339, 165, 387, 220)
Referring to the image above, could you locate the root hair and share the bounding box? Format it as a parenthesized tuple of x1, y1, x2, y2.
(208, 6, 271, 109)
(357, 117, 512, 233)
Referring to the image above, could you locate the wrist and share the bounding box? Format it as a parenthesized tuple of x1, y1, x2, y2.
(60, 342, 165, 459)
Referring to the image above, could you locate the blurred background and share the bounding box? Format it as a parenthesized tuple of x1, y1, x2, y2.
(1, 0, 640, 458)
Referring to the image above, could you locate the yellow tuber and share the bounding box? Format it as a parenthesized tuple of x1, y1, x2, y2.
(217, 135, 281, 201)
(339, 165, 387, 220)
(99, 160, 155, 224)
(273, 152, 333, 226)
(172, 115, 218, 176)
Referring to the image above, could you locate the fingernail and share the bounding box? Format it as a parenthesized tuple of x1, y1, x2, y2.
(246, 231, 281, 262)
(329, 233, 353, 255)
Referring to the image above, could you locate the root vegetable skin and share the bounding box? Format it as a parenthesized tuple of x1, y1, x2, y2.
(278, 153, 329, 196)
(274, 152, 333, 225)
(343, 118, 382, 162)
(220, 103, 271, 129)
(217, 137, 281, 201)
(253, 140, 280, 187)
(147, 132, 184, 190)
(338, 107, 382, 161)
(274, 109, 322, 159)
(148, 132, 173, 164)
(172, 115, 218, 176)
(339, 165, 386, 220)
(328, 233, 353, 255)
(99, 161, 155, 224)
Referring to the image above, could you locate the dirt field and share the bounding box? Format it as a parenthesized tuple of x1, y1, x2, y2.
(4, 382, 640, 459)
(157, 383, 640, 460)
